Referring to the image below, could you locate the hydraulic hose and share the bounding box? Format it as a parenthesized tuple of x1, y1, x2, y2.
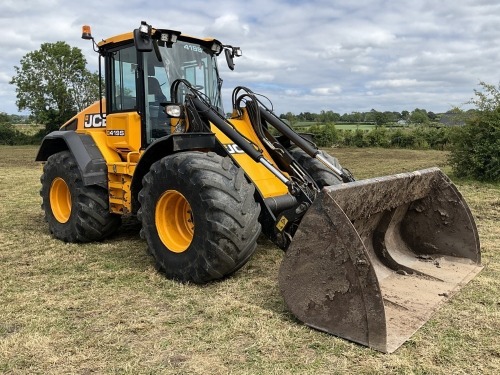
(191, 96, 291, 186)
(259, 108, 353, 182)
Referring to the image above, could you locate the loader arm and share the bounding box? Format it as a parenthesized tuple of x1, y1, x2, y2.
(172, 83, 358, 250)
(187, 93, 316, 249)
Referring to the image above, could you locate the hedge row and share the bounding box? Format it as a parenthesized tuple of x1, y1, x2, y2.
(448, 110, 500, 181)
(2, 119, 497, 181)
(304, 124, 456, 150)
(1, 121, 456, 150)
(0, 123, 46, 145)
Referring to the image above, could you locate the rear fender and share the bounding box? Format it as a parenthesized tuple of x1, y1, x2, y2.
(35, 131, 107, 188)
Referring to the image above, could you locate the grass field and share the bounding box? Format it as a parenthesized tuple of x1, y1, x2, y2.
(292, 122, 405, 131)
(0, 146, 498, 374)
(12, 124, 44, 136)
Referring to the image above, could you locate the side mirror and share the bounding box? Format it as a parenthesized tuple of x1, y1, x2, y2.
(225, 49, 235, 71)
(134, 21, 153, 52)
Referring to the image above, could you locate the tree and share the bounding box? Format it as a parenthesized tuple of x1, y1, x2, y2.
(470, 81, 500, 111)
(427, 111, 437, 121)
(449, 81, 500, 181)
(373, 111, 389, 127)
(364, 109, 376, 123)
(391, 111, 402, 121)
(0, 112, 10, 124)
(318, 110, 340, 123)
(10, 41, 99, 133)
(409, 108, 429, 125)
(283, 112, 297, 126)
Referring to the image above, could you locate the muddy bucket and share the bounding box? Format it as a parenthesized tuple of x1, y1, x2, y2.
(279, 168, 482, 353)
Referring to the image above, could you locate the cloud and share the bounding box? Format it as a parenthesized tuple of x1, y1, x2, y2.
(366, 79, 420, 89)
(284, 89, 301, 96)
(311, 86, 342, 95)
(0, 72, 11, 84)
(203, 14, 250, 38)
(2, 0, 500, 115)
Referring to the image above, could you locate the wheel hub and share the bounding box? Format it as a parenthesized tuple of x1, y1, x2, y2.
(50, 177, 72, 223)
(155, 190, 194, 253)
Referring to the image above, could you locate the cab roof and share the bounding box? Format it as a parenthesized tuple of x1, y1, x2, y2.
(97, 30, 218, 48)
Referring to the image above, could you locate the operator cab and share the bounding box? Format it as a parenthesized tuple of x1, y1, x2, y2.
(102, 34, 224, 146)
(82, 22, 241, 153)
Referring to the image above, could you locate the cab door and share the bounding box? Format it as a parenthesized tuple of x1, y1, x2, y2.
(105, 44, 142, 153)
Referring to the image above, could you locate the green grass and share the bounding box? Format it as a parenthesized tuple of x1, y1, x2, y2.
(331, 123, 376, 130)
(13, 124, 44, 136)
(0, 146, 499, 374)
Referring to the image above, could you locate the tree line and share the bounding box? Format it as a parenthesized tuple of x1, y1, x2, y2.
(279, 108, 465, 126)
(0, 113, 30, 124)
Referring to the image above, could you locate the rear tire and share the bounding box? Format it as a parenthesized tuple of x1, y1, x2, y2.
(288, 147, 344, 188)
(138, 151, 261, 283)
(40, 151, 121, 242)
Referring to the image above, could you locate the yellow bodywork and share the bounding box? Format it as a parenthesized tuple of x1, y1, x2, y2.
(63, 100, 288, 215)
(60, 30, 287, 215)
(212, 109, 289, 198)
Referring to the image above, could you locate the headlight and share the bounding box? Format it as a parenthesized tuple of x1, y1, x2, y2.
(139, 21, 150, 36)
(233, 47, 242, 57)
(211, 42, 222, 54)
(165, 104, 184, 118)
(160, 30, 181, 46)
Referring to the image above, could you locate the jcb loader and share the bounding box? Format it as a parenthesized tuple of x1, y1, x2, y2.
(35, 22, 482, 353)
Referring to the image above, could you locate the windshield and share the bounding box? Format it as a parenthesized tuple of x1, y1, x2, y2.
(147, 41, 221, 106)
(143, 40, 222, 142)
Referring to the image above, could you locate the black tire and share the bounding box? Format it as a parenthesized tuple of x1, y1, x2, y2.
(40, 151, 121, 242)
(138, 151, 261, 283)
(288, 147, 344, 188)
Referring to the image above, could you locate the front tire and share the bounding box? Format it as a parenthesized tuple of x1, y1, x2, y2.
(288, 147, 344, 188)
(138, 151, 261, 283)
(40, 151, 121, 242)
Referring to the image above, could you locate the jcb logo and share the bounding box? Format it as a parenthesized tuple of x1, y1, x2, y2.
(84, 113, 106, 128)
(224, 143, 245, 154)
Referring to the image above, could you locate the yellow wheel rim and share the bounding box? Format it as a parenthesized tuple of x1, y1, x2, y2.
(155, 190, 194, 253)
(50, 177, 72, 223)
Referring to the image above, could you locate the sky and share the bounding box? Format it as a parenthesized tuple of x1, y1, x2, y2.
(1, 0, 500, 116)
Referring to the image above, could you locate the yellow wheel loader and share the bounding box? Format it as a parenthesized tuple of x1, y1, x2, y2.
(36, 22, 482, 353)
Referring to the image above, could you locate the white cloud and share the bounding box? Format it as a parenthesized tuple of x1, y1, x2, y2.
(366, 79, 420, 89)
(284, 89, 301, 96)
(203, 14, 250, 38)
(311, 86, 342, 95)
(350, 65, 371, 74)
(2, 0, 500, 115)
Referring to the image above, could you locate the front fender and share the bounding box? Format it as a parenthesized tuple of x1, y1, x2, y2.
(130, 133, 220, 213)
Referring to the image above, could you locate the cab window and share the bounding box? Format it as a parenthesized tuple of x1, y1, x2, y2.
(109, 45, 137, 112)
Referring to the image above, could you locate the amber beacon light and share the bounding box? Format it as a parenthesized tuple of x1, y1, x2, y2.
(81, 25, 93, 40)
